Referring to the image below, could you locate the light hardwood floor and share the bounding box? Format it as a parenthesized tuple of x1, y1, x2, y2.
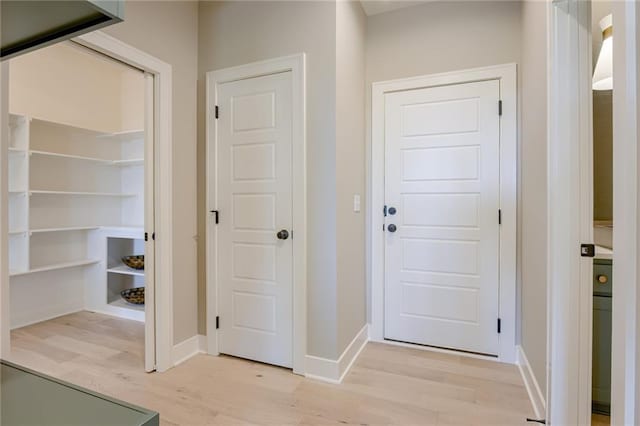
(10, 311, 536, 425)
(592, 413, 610, 426)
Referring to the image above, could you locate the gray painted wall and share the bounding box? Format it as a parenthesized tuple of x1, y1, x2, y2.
(520, 0, 548, 392)
(103, 1, 200, 345)
(197, 1, 368, 359)
(198, 1, 371, 360)
(336, 0, 367, 354)
(365, 0, 522, 327)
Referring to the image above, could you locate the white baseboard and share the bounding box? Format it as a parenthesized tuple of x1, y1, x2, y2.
(516, 345, 546, 420)
(305, 324, 368, 383)
(172, 334, 206, 366)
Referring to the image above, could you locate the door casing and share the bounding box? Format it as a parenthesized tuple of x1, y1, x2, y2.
(0, 30, 175, 372)
(369, 64, 518, 363)
(205, 54, 307, 375)
(548, 1, 640, 424)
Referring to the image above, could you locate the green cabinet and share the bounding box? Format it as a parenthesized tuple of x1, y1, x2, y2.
(1, 0, 124, 60)
(1, 361, 158, 425)
(592, 258, 612, 415)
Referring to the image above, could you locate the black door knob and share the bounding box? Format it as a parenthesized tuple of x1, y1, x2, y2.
(277, 229, 289, 240)
(388, 207, 397, 215)
(387, 224, 397, 233)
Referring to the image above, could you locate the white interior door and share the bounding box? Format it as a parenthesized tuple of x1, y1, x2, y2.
(216, 71, 293, 368)
(383, 79, 501, 356)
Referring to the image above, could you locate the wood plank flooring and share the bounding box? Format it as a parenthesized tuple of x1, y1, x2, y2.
(10, 311, 535, 425)
(592, 413, 611, 426)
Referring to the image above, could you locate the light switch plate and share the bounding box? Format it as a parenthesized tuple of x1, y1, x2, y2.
(353, 194, 361, 212)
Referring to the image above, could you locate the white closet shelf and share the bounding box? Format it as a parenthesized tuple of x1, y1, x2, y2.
(9, 229, 27, 235)
(29, 190, 137, 197)
(8, 147, 26, 153)
(97, 129, 144, 140)
(30, 226, 100, 234)
(29, 150, 143, 166)
(112, 159, 144, 166)
(30, 150, 112, 164)
(108, 298, 144, 312)
(107, 264, 145, 277)
(10, 259, 100, 277)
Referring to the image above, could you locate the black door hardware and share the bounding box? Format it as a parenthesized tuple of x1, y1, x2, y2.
(277, 229, 290, 240)
(581, 243, 595, 257)
(387, 224, 397, 233)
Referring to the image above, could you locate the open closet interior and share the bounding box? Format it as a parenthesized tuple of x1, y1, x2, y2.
(7, 41, 147, 330)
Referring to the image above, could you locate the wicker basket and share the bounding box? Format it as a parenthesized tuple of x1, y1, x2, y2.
(122, 255, 144, 270)
(120, 287, 145, 305)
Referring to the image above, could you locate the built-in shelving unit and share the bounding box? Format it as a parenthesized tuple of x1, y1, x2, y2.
(8, 114, 146, 329)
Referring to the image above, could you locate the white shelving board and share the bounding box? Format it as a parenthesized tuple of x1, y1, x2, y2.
(29, 226, 100, 234)
(107, 264, 145, 277)
(10, 259, 100, 277)
(87, 299, 145, 323)
(29, 190, 138, 197)
(29, 149, 143, 166)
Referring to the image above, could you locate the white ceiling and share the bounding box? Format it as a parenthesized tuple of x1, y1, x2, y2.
(359, 1, 429, 16)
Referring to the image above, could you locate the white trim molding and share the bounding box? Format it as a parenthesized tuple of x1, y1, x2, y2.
(546, 1, 593, 424)
(0, 61, 10, 358)
(369, 63, 518, 363)
(172, 334, 207, 367)
(611, 2, 640, 425)
(67, 31, 175, 372)
(305, 324, 369, 384)
(516, 345, 546, 420)
(205, 54, 307, 374)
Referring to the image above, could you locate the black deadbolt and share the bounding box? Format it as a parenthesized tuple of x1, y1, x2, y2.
(277, 229, 289, 240)
(387, 224, 397, 233)
(388, 207, 397, 215)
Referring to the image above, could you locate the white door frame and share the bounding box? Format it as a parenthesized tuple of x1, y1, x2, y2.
(545, 2, 640, 423)
(0, 31, 175, 372)
(369, 64, 518, 363)
(205, 54, 307, 375)
(611, 2, 640, 424)
(546, 1, 593, 424)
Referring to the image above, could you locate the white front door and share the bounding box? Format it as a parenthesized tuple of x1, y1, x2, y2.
(216, 71, 293, 368)
(383, 79, 501, 356)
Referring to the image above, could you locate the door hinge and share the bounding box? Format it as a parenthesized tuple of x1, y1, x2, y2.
(497, 318, 502, 334)
(383, 205, 388, 217)
(215, 105, 219, 119)
(210, 210, 219, 224)
(152, 232, 155, 241)
(498, 100, 503, 116)
(498, 209, 502, 225)
(216, 316, 220, 329)
(144, 232, 148, 242)
(581, 243, 595, 258)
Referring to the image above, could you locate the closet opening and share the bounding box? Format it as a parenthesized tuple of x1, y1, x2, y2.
(4, 40, 156, 372)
